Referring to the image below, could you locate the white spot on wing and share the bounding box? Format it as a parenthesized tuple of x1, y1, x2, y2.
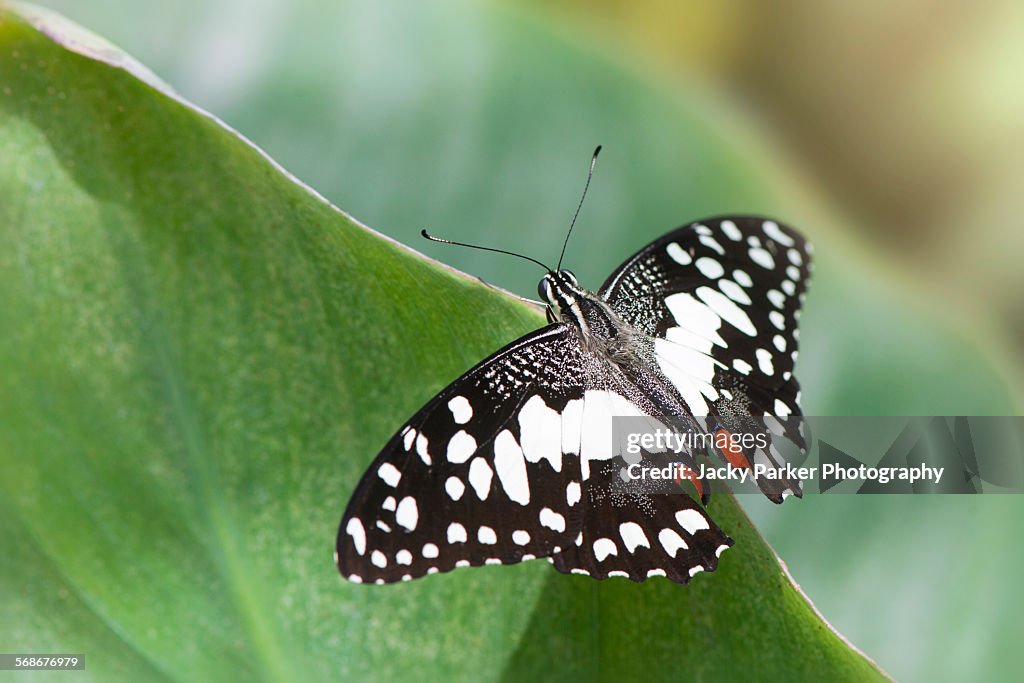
(720, 220, 742, 241)
(512, 530, 531, 545)
(447, 395, 473, 424)
(561, 398, 584, 456)
(655, 337, 715, 415)
(763, 220, 795, 246)
(718, 279, 751, 305)
(733, 269, 753, 287)
(371, 550, 387, 568)
(676, 509, 710, 534)
(445, 476, 465, 501)
(494, 430, 530, 505)
(697, 286, 756, 336)
(666, 241, 692, 266)
(749, 247, 775, 269)
(619, 522, 650, 553)
(663, 293, 727, 347)
(756, 348, 775, 375)
(580, 390, 652, 460)
(539, 507, 566, 532)
(377, 463, 401, 487)
(478, 526, 497, 545)
(446, 430, 477, 464)
(593, 538, 618, 562)
(773, 334, 787, 352)
(447, 522, 468, 543)
(422, 543, 439, 558)
(345, 518, 366, 555)
(699, 234, 725, 255)
(733, 358, 753, 375)
(468, 457, 493, 500)
(396, 549, 413, 565)
(395, 496, 418, 531)
(519, 395, 562, 472)
(403, 428, 416, 451)
(658, 528, 688, 557)
(566, 481, 581, 506)
(767, 290, 786, 309)
(695, 257, 725, 279)
(769, 311, 786, 330)
(415, 433, 430, 465)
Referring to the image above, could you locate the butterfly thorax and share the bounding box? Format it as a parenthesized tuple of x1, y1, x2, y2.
(538, 270, 641, 364)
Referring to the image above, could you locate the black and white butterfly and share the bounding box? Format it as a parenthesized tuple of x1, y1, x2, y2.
(337, 150, 812, 585)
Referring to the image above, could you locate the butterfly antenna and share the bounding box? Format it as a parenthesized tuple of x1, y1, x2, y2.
(421, 229, 552, 272)
(556, 144, 602, 271)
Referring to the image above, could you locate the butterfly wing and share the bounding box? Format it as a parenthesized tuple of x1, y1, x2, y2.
(550, 459, 732, 583)
(599, 216, 813, 501)
(337, 324, 590, 584)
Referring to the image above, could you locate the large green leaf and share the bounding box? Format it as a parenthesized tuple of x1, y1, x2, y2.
(2, 4, 1018, 681)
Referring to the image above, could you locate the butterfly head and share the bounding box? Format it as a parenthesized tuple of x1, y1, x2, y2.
(539, 269, 585, 323)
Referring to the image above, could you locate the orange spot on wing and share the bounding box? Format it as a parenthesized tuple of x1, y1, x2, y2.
(674, 464, 704, 500)
(716, 428, 752, 470)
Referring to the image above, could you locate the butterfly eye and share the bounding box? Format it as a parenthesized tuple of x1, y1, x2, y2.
(538, 278, 555, 304)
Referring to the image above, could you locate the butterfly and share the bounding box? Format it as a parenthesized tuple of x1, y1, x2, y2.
(336, 150, 812, 585)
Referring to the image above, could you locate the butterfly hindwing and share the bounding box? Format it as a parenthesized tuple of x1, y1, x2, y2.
(551, 460, 732, 583)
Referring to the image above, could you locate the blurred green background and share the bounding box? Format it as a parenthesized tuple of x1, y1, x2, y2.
(8, 0, 1024, 680)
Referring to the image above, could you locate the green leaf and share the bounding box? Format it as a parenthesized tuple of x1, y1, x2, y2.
(2, 5, 1015, 681)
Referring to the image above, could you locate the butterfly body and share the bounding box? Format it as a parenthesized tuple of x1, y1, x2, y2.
(540, 270, 703, 444)
(337, 216, 811, 585)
